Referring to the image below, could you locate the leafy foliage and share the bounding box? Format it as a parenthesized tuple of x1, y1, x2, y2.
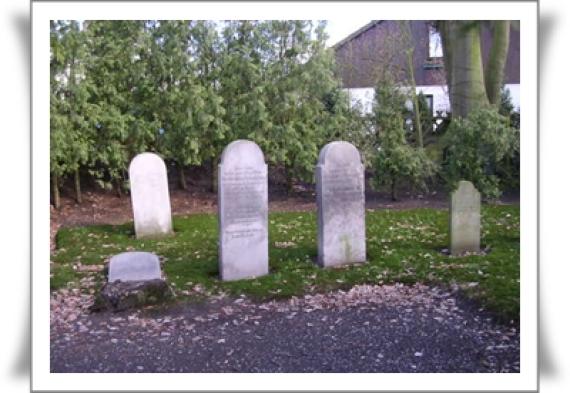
(370, 82, 437, 200)
(442, 108, 517, 199)
(50, 20, 520, 203)
(496, 86, 520, 190)
(50, 20, 357, 199)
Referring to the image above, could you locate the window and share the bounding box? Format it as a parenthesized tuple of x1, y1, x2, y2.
(428, 25, 443, 58)
(424, 94, 434, 115)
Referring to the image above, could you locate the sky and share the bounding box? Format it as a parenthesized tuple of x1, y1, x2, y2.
(325, 19, 372, 47)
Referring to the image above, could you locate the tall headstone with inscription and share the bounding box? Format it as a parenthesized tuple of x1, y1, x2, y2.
(316, 141, 366, 267)
(218, 140, 269, 281)
(129, 153, 173, 239)
(449, 180, 481, 255)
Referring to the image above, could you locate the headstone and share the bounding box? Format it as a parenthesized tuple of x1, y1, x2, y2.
(108, 251, 162, 283)
(450, 180, 481, 255)
(218, 140, 269, 281)
(94, 251, 172, 312)
(129, 152, 173, 238)
(316, 141, 366, 267)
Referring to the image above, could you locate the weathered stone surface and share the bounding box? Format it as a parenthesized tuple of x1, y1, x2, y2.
(218, 140, 269, 281)
(316, 141, 366, 267)
(129, 152, 173, 238)
(92, 279, 174, 312)
(108, 252, 161, 283)
(450, 180, 481, 255)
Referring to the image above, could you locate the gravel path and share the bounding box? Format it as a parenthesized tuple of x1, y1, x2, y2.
(50, 283, 519, 373)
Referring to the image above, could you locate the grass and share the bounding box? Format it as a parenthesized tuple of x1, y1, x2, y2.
(51, 205, 520, 321)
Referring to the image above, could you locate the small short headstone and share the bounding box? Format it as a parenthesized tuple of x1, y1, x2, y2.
(108, 251, 161, 282)
(94, 251, 172, 312)
(218, 140, 269, 281)
(316, 141, 366, 267)
(450, 180, 481, 255)
(129, 152, 173, 238)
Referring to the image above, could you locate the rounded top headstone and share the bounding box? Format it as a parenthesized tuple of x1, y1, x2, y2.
(456, 180, 477, 193)
(129, 152, 167, 175)
(318, 141, 362, 166)
(220, 140, 265, 167)
(108, 251, 162, 283)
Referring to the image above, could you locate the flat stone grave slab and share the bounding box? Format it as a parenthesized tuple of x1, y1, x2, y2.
(129, 152, 173, 238)
(218, 140, 269, 281)
(450, 180, 481, 256)
(108, 251, 162, 283)
(316, 141, 366, 267)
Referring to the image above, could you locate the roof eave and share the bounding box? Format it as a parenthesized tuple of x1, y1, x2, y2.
(332, 20, 383, 51)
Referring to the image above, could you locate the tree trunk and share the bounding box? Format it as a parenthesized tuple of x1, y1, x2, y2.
(406, 51, 424, 148)
(443, 21, 489, 118)
(179, 163, 187, 190)
(485, 21, 510, 106)
(74, 168, 82, 204)
(115, 178, 122, 198)
(52, 174, 61, 210)
(286, 167, 294, 195)
(210, 160, 218, 194)
(391, 177, 397, 201)
(401, 21, 424, 148)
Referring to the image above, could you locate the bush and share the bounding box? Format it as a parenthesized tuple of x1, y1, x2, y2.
(371, 83, 437, 200)
(442, 108, 517, 199)
(496, 87, 520, 191)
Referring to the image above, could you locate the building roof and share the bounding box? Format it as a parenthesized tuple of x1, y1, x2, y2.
(333, 20, 520, 88)
(332, 20, 383, 50)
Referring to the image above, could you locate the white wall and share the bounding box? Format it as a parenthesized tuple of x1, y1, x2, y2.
(504, 83, 520, 112)
(415, 85, 451, 114)
(344, 87, 376, 115)
(344, 83, 521, 115)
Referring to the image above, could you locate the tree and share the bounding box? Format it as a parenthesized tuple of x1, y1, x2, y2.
(146, 20, 226, 191)
(50, 20, 94, 206)
(371, 81, 436, 200)
(435, 21, 518, 198)
(399, 21, 424, 148)
(189, 21, 229, 192)
(437, 20, 511, 117)
(261, 20, 357, 191)
(441, 108, 516, 199)
(49, 19, 363, 199)
(218, 21, 270, 144)
(83, 20, 157, 196)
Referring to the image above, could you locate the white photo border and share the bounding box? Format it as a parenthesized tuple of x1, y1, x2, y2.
(33, 1, 538, 391)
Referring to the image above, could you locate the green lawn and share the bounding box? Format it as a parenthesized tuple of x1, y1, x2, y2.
(51, 205, 520, 321)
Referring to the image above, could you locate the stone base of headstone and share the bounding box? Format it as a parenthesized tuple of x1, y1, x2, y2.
(92, 279, 174, 312)
(134, 229, 174, 240)
(92, 251, 173, 311)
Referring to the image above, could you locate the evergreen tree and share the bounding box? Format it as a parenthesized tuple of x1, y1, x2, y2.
(371, 81, 436, 200)
(264, 20, 355, 190)
(84, 20, 156, 196)
(219, 21, 270, 144)
(189, 21, 229, 191)
(49, 19, 366, 199)
(50, 20, 93, 206)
